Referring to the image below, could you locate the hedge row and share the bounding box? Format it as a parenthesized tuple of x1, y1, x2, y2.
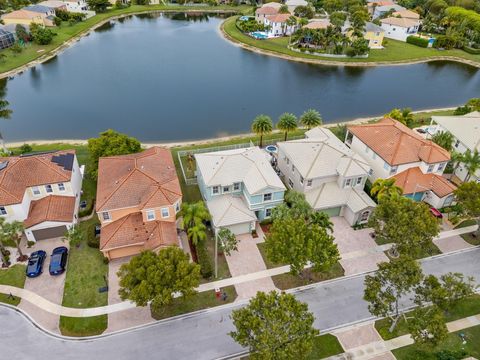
(464, 46, 480, 54)
(406, 35, 430, 48)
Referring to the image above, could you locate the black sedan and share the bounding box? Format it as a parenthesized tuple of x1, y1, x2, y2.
(49, 247, 68, 276)
(26, 251, 47, 278)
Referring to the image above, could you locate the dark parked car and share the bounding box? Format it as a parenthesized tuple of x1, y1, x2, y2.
(49, 247, 68, 276)
(95, 224, 101, 237)
(26, 250, 47, 278)
(416, 128, 427, 134)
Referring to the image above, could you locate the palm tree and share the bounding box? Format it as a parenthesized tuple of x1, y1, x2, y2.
(450, 150, 465, 175)
(431, 131, 454, 152)
(371, 178, 403, 200)
(182, 201, 210, 232)
(187, 223, 207, 247)
(463, 149, 480, 182)
(286, 16, 297, 44)
(386, 108, 414, 127)
(251, 114, 273, 148)
(277, 112, 298, 141)
(299, 109, 322, 129)
(3, 221, 26, 261)
(309, 211, 334, 233)
(0, 218, 9, 267)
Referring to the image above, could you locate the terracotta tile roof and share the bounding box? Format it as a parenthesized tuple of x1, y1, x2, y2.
(348, 118, 450, 165)
(0, 151, 75, 206)
(392, 167, 456, 198)
(100, 212, 177, 251)
(256, 6, 280, 15)
(24, 195, 75, 228)
(304, 20, 330, 29)
(96, 147, 182, 212)
(266, 14, 293, 23)
(2, 9, 40, 20)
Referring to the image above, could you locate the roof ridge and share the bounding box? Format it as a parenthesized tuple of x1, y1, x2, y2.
(305, 142, 326, 178)
(101, 214, 133, 249)
(97, 168, 136, 211)
(35, 154, 71, 180)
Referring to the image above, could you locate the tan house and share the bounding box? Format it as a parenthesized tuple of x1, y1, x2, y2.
(1, 9, 53, 26)
(96, 147, 182, 260)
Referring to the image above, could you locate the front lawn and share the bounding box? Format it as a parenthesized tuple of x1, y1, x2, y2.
(151, 286, 237, 320)
(375, 294, 480, 341)
(307, 334, 344, 359)
(376, 237, 441, 260)
(200, 228, 231, 282)
(59, 217, 108, 337)
(0, 264, 26, 306)
(456, 219, 480, 246)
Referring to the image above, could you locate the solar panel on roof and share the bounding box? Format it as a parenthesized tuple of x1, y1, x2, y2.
(51, 153, 74, 171)
(0, 161, 9, 171)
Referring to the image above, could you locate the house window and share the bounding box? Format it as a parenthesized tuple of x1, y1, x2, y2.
(390, 166, 398, 175)
(307, 179, 313, 187)
(300, 176, 304, 184)
(359, 210, 370, 223)
(454, 140, 460, 148)
(292, 165, 295, 173)
(288, 178, 294, 188)
(344, 178, 352, 187)
(161, 208, 169, 218)
(437, 162, 445, 172)
(286, 158, 290, 165)
(427, 164, 434, 173)
(223, 186, 230, 193)
(175, 201, 181, 213)
(58, 183, 65, 191)
(233, 182, 240, 191)
(45, 184, 53, 193)
(102, 212, 111, 221)
(264, 193, 272, 201)
(212, 186, 219, 195)
(368, 169, 374, 176)
(265, 208, 272, 218)
(356, 177, 363, 185)
(0, 206, 7, 215)
(32, 186, 40, 195)
(146, 210, 155, 221)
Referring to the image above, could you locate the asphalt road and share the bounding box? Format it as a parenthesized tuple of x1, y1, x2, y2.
(2, 248, 479, 360)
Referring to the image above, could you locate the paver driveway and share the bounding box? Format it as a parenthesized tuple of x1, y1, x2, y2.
(107, 257, 153, 332)
(19, 237, 69, 333)
(331, 217, 389, 276)
(434, 235, 474, 253)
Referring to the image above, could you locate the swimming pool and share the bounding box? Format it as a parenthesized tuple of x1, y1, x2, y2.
(251, 31, 268, 40)
(265, 145, 278, 153)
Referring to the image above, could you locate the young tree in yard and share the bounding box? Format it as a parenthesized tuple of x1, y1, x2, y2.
(309, 211, 334, 233)
(462, 149, 480, 182)
(363, 257, 423, 332)
(370, 178, 403, 201)
(277, 112, 298, 141)
(229, 291, 319, 360)
(181, 201, 211, 256)
(369, 196, 440, 258)
(279, 4, 290, 13)
(217, 227, 238, 256)
(431, 131, 454, 152)
(86, 0, 110, 12)
(118, 248, 200, 307)
(0, 218, 10, 267)
(407, 306, 449, 347)
(87, 129, 141, 178)
(281, 190, 313, 220)
(65, 225, 82, 247)
(251, 115, 273, 148)
(2, 221, 26, 261)
(29, 23, 54, 45)
(450, 150, 465, 174)
(454, 181, 480, 234)
(299, 108, 322, 129)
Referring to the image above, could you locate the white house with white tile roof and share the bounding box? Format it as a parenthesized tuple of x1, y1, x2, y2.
(195, 147, 285, 235)
(430, 111, 480, 183)
(276, 127, 376, 225)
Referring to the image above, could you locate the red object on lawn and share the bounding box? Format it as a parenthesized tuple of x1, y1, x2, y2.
(430, 207, 443, 219)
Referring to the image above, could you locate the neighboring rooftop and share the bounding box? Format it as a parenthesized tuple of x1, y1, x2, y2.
(24, 5, 53, 13)
(256, 6, 280, 15)
(392, 167, 456, 197)
(375, 4, 406, 12)
(306, 182, 376, 212)
(38, 0, 67, 8)
(207, 195, 256, 228)
(380, 16, 419, 27)
(2, 9, 41, 20)
(432, 111, 480, 151)
(392, 9, 420, 19)
(304, 19, 331, 29)
(195, 147, 285, 195)
(348, 118, 450, 165)
(365, 22, 384, 33)
(265, 13, 294, 23)
(0, 150, 75, 206)
(24, 195, 75, 228)
(96, 147, 182, 212)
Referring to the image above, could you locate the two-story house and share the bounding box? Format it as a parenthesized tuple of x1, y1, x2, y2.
(430, 111, 480, 183)
(0, 150, 83, 242)
(255, 2, 281, 24)
(346, 118, 456, 208)
(96, 147, 182, 260)
(264, 14, 298, 38)
(277, 127, 376, 225)
(195, 147, 285, 236)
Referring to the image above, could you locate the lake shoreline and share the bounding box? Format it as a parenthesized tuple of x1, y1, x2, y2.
(5, 106, 456, 148)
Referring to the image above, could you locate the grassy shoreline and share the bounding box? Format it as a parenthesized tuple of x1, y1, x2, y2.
(222, 16, 480, 67)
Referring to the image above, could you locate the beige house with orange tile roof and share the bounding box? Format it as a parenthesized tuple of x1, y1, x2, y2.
(1, 9, 50, 27)
(96, 147, 182, 260)
(345, 118, 456, 208)
(0, 150, 83, 242)
(255, 3, 281, 23)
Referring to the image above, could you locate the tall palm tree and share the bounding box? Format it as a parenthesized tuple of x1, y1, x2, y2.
(299, 109, 322, 129)
(431, 131, 454, 152)
(277, 113, 298, 141)
(450, 150, 464, 175)
(371, 178, 403, 200)
(286, 16, 297, 44)
(3, 221, 26, 261)
(251, 115, 273, 148)
(187, 223, 207, 247)
(386, 108, 414, 127)
(181, 201, 210, 232)
(309, 211, 334, 233)
(464, 149, 480, 182)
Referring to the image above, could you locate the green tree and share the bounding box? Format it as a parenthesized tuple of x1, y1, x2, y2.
(323, 0, 343, 13)
(279, 4, 290, 13)
(309, 211, 334, 233)
(181, 201, 211, 249)
(19, 143, 32, 154)
(217, 227, 238, 256)
(265, 215, 339, 275)
(64, 225, 83, 247)
(364, 257, 423, 332)
(466, 98, 480, 111)
(463, 149, 480, 182)
(450, 150, 464, 174)
(369, 196, 440, 258)
(454, 181, 480, 234)
(283, 190, 312, 219)
(15, 24, 29, 43)
(277, 112, 298, 141)
(0, 218, 10, 266)
(187, 223, 207, 247)
(386, 108, 414, 127)
(299, 108, 322, 129)
(3, 221, 25, 261)
(29, 23, 55, 45)
(118, 248, 201, 307)
(329, 11, 347, 28)
(229, 291, 319, 360)
(407, 306, 449, 347)
(87, 129, 141, 178)
(294, 5, 315, 18)
(370, 178, 403, 200)
(431, 131, 454, 151)
(86, 0, 110, 12)
(251, 114, 273, 148)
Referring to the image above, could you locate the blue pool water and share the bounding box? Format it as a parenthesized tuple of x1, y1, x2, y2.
(251, 31, 268, 40)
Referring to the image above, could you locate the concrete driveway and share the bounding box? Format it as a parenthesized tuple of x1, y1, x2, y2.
(331, 217, 389, 276)
(434, 235, 474, 253)
(18, 237, 69, 333)
(106, 257, 153, 333)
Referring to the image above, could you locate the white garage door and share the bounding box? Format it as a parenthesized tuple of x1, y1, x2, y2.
(226, 222, 251, 236)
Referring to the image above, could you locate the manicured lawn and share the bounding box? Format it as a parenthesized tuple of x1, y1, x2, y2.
(376, 237, 441, 260)
(223, 16, 480, 65)
(455, 219, 480, 246)
(392, 325, 480, 360)
(150, 286, 237, 320)
(59, 217, 108, 337)
(200, 228, 231, 282)
(0, 264, 26, 306)
(0, 5, 253, 74)
(257, 242, 344, 290)
(375, 294, 480, 341)
(307, 334, 344, 360)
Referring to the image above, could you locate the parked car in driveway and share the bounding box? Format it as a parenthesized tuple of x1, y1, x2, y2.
(49, 246, 68, 275)
(26, 250, 47, 278)
(430, 207, 443, 219)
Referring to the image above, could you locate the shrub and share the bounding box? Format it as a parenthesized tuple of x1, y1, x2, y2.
(103, 256, 109, 265)
(87, 235, 100, 248)
(53, 16, 62, 26)
(10, 43, 23, 54)
(434, 35, 463, 50)
(454, 105, 472, 115)
(463, 45, 480, 54)
(196, 243, 213, 279)
(407, 35, 429, 48)
(27, 241, 35, 248)
(30, 24, 55, 45)
(19, 143, 32, 154)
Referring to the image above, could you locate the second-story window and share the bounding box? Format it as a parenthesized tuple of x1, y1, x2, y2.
(32, 186, 40, 195)
(427, 164, 434, 173)
(233, 182, 240, 191)
(102, 212, 111, 221)
(300, 176, 304, 184)
(146, 210, 155, 221)
(307, 179, 313, 187)
(223, 186, 230, 193)
(390, 166, 398, 175)
(344, 178, 352, 187)
(356, 177, 362, 185)
(212, 186, 219, 195)
(45, 184, 53, 193)
(58, 183, 65, 191)
(0, 206, 7, 215)
(161, 208, 170, 218)
(263, 193, 272, 201)
(437, 162, 445, 172)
